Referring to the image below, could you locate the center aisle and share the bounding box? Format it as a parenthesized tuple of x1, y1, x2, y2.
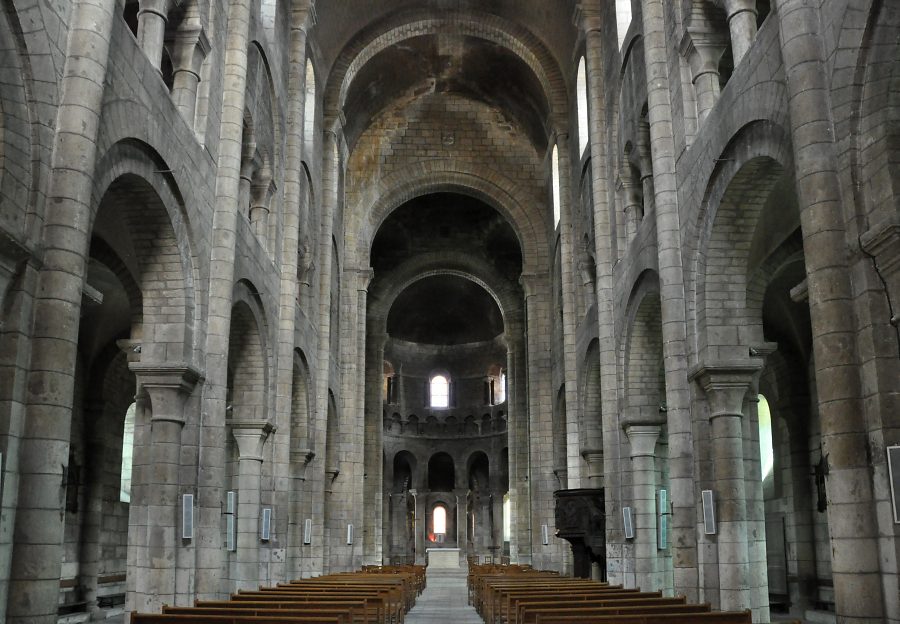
(405, 567, 484, 623)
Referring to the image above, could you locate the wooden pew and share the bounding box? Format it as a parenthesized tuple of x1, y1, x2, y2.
(132, 566, 419, 624)
(510, 595, 690, 624)
(165, 604, 371, 624)
(516, 602, 710, 624)
(534, 610, 753, 624)
(132, 614, 346, 624)
(195, 597, 383, 623)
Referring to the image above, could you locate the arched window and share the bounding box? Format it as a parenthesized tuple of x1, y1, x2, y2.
(304, 59, 316, 148)
(616, 0, 633, 50)
(758, 394, 774, 479)
(551, 145, 561, 227)
(433, 504, 447, 535)
(120, 402, 136, 503)
(576, 57, 589, 156)
(496, 370, 507, 404)
(430, 374, 449, 408)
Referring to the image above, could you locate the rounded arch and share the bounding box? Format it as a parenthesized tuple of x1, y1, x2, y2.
(90, 139, 198, 362)
(691, 120, 794, 358)
(622, 273, 665, 416)
(580, 337, 603, 453)
(324, 11, 568, 129)
(392, 450, 417, 492)
(355, 165, 549, 274)
(325, 390, 340, 475)
(427, 452, 456, 491)
(228, 282, 270, 423)
(290, 348, 313, 458)
(467, 451, 490, 491)
(368, 251, 523, 336)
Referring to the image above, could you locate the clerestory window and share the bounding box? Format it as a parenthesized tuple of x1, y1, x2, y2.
(430, 374, 449, 408)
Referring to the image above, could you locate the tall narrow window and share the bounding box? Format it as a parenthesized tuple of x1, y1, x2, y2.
(577, 57, 589, 156)
(120, 402, 136, 503)
(430, 374, 449, 408)
(497, 371, 507, 404)
(503, 494, 511, 542)
(304, 60, 316, 148)
(616, 0, 633, 50)
(552, 145, 561, 227)
(433, 504, 447, 535)
(758, 394, 774, 479)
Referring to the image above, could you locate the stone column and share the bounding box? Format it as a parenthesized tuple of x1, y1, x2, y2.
(137, 0, 171, 69)
(680, 26, 728, 124)
(6, 2, 117, 621)
(238, 149, 257, 220)
(581, 449, 604, 488)
(76, 399, 107, 617)
(276, 3, 313, 580)
(311, 128, 341, 575)
(363, 329, 387, 565)
(505, 318, 530, 564)
(229, 420, 274, 591)
(690, 362, 761, 612)
(170, 17, 210, 130)
(636, 120, 654, 220)
(520, 273, 554, 568)
(620, 167, 643, 243)
(455, 488, 466, 564)
(577, 2, 627, 581)
(623, 415, 662, 592)
(129, 364, 200, 612)
(555, 132, 585, 488)
(195, 0, 253, 600)
(774, 1, 886, 620)
(249, 168, 274, 251)
(638, 0, 699, 601)
(719, 0, 758, 65)
(409, 490, 425, 565)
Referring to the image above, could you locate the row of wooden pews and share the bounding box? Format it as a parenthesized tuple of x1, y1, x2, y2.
(469, 563, 753, 624)
(131, 565, 426, 624)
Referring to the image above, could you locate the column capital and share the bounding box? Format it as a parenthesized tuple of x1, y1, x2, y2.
(574, 3, 604, 34)
(518, 272, 545, 298)
(716, 0, 758, 21)
(137, 0, 173, 19)
(860, 214, 900, 326)
(292, 2, 317, 32)
(228, 419, 276, 461)
(129, 363, 201, 425)
(689, 360, 763, 419)
(347, 266, 375, 292)
(623, 423, 662, 458)
(679, 25, 728, 81)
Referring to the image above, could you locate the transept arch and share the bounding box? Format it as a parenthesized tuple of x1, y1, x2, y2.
(324, 10, 568, 129)
(356, 166, 549, 274)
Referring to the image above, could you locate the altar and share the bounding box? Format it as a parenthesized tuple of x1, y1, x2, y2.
(425, 547, 461, 569)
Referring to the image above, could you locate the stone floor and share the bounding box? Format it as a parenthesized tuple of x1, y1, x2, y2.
(405, 567, 484, 624)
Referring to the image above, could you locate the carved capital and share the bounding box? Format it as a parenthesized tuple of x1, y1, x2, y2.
(689, 360, 763, 419)
(129, 363, 201, 425)
(860, 214, 900, 325)
(624, 423, 662, 459)
(228, 419, 276, 462)
(679, 26, 728, 82)
(574, 3, 604, 34)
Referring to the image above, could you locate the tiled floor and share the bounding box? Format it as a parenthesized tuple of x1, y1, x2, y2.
(405, 567, 484, 623)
